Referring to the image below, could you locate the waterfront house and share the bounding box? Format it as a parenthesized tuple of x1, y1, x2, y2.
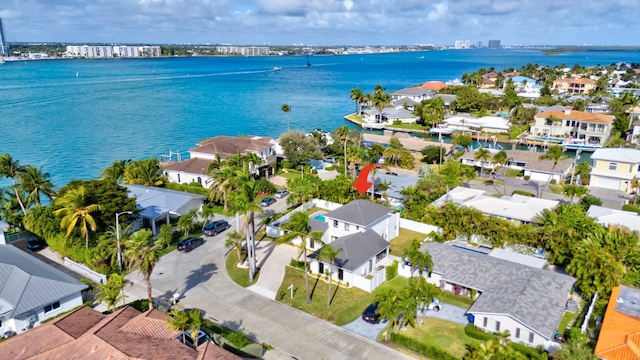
(432, 186, 559, 224)
(362, 107, 419, 124)
(529, 108, 614, 146)
(124, 184, 206, 235)
(552, 77, 596, 94)
(444, 115, 511, 133)
(627, 106, 640, 144)
(594, 285, 640, 360)
(390, 87, 433, 103)
(587, 205, 640, 233)
(0, 244, 87, 335)
(163, 135, 278, 186)
(420, 242, 575, 348)
(0, 305, 241, 360)
(507, 76, 537, 92)
(392, 97, 419, 111)
(589, 148, 640, 192)
(433, 94, 457, 108)
(460, 148, 574, 183)
(420, 81, 446, 91)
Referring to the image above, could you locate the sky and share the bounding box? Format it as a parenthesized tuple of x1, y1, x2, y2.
(1, 0, 639, 46)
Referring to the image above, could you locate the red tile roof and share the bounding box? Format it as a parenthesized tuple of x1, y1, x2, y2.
(535, 109, 614, 124)
(420, 81, 446, 91)
(162, 158, 213, 175)
(595, 286, 640, 360)
(191, 136, 272, 158)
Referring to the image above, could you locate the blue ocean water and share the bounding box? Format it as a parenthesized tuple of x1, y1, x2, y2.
(1, 49, 638, 187)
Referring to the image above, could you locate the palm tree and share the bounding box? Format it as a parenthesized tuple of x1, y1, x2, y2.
(278, 212, 323, 304)
(95, 273, 130, 310)
(124, 229, 161, 310)
(474, 148, 492, 178)
(562, 184, 589, 203)
(156, 223, 174, 249)
(166, 309, 190, 345)
(408, 277, 437, 326)
(177, 209, 198, 236)
(538, 145, 569, 197)
(491, 150, 509, 194)
(0, 153, 27, 215)
(187, 309, 205, 346)
(18, 165, 56, 207)
(100, 159, 131, 183)
(336, 126, 351, 175)
(317, 244, 343, 308)
(373, 287, 400, 340)
(396, 289, 417, 332)
(573, 161, 591, 185)
(97, 223, 133, 268)
(349, 88, 364, 115)
(54, 186, 104, 248)
(372, 91, 390, 124)
(383, 138, 407, 167)
(281, 104, 291, 132)
(225, 230, 244, 266)
(207, 165, 236, 214)
(122, 158, 167, 187)
(402, 239, 433, 279)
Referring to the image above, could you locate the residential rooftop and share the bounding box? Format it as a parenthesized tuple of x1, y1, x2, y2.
(591, 148, 640, 163)
(309, 229, 389, 271)
(191, 135, 273, 158)
(324, 199, 392, 227)
(162, 157, 213, 175)
(594, 286, 640, 360)
(535, 109, 614, 124)
(587, 205, 640, 233)
(123, 184, 206, 218)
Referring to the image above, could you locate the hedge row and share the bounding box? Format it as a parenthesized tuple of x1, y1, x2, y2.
(165, 182, 209, 196)
(389, 332, 458, 360)
(464, 324, 545, 358)
(386, 260, 398, 280)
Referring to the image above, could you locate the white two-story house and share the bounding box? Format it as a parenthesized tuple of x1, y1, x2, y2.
(0, 245, 87, 335)
(163, 135, 278, 186)
(530, 108, 614, 146)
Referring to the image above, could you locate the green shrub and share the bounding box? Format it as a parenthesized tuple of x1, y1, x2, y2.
(389, 332, 458, 360)
(165, 182, 209, 196)
(225, 330, 251, 348)
(511, 342, 544, 358)
(188, 181, 203, 187)
(505, 169, 523, 178)
(386, 260, 398, 280)
(240, 343, 265, 358)
(281, 160, 294, 169)
(580, 195, 603, 211)
(512, 189, 535, 197)
(465, 324, 496, 341)
(289, 259, 306, 270)
(523, 175, 531, 180)
(549, 179, 557, 185)
(254, 177, 276, 195)
(622, 204, 640, 214)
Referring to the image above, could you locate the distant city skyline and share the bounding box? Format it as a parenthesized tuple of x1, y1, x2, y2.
(0, 1, 638, 46)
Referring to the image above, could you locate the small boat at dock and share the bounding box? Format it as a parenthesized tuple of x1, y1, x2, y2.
(429, 124, 454, 135)
(560, 139, 602, 152)
(273, 67, 281, 71)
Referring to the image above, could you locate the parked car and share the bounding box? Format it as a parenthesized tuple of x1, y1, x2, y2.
(274, 189, 289, 198)
(362, 302, 381, 324)
(260, 197, 276, 207)
(177, 237, 205, 253)
(202, 220, 230, 236)
(385, 171, 398, 176)
(1, 330, 16, 339)
(26, 235, 45, 251)
(174, 330, 209, 348)
(421, 297, 444, 312)
(323, 157, 337, 164)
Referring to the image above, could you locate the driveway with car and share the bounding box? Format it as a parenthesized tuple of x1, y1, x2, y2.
(418, 303, 469, 325)
(342, 317, 389, 341)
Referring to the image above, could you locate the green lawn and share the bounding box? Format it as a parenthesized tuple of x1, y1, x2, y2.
(386, 123, 431, 131)
(226, 250, 259, 288)
(390, 228, 429, 257)
(305, 206, 329, 216)
(345, 114, 364, 124)
(277, 267, 374, 326)
(557, 299, 586, 336)
(401, 318, 480, 358)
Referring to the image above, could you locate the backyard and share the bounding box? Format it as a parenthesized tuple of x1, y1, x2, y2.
(389, 228, 429, 257)
(400, 318, 479, 358)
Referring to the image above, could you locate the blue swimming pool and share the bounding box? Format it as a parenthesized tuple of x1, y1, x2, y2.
(314, 215, 326, 222)
(530, 136, 564, 143)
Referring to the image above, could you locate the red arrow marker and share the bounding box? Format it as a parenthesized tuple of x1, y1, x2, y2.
(352, 164, 377, 195)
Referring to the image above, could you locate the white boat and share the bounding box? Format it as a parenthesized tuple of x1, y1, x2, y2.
(273, 67, 281, 71)
(560, 139, 602, 152)
(430, 124, 454, 135)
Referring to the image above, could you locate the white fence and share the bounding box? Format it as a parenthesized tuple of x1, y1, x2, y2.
(266, 198, 342, 238)
(63, 257, 107, 284)
(399, 218, 440, 235)
(352, 270, 386, 292)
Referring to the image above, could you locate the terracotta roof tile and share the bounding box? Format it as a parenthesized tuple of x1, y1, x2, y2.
(192, 136, 272, 158)
(0, 321, 75, 359)
(162, 158, 213, 175)
(535, 109, 614, 124)
(595, 286, 640, 360)
(420, 81, 446, 91)
(53, 305, 105, 339)
(197, 341, 242, 360)
(119, 309, 181, 339)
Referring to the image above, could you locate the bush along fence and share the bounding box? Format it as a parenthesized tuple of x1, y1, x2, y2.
(464, 324, 545, 358)
(389, 332, 458, 360)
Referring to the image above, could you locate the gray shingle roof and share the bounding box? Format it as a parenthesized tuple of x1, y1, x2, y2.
(309, 229, 389, 271)
(421, 242, 575, 339)
(0, 245, 87, 318)
(324, 200, 392, 227)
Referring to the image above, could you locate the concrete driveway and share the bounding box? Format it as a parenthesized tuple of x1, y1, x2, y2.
(342, 317, 389, 341)
(418, 304, 469, 325)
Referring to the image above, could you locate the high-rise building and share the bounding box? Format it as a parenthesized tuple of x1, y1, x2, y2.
(488, 40, 501, 49)
(0, 18, 8, 56)
(477, 41, 483, 48)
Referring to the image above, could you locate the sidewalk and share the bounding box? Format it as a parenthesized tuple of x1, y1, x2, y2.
(247, 242, 299, 299)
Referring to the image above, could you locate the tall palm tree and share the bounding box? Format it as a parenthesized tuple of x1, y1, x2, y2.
(207, 165, 236, 214)
(166, 309, 190, 345)
(97, 223, 133, 268)
(349, 88, 364, 115)
(124, 229, 161, 310)
(281, 104, 291, 132)
(317, 244, 343, 308)
(100, 159, 131, 183)
(383, 138, 407, 167)
(373, 287, 400, 340)
(336, 126, 351, 175)
(474, 148, 492, 178)
(18, 165, 56, 207)
(491, 150, 509, 193)
(372, 91, 390, 124)
(278, 212, 324, 304)
(187, 309, 205, 346)
(0, 153, 27, 215)
(225, 230, 244, 266)
(122, 158, 167, 187)
(396, 289, 417, 332)
(54, 186, 104, 248)
(538, 145, 569, 197)
(156, 223, 174, 249)
(402, 239, 433, 279)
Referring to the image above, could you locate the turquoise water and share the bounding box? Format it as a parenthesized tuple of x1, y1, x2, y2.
(1, 49, 637, 187)
(314, 215, 326, 222)
(529, 136, 565, 142)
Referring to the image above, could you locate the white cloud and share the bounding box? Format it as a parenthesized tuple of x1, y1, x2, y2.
(428, 2, 448, 21)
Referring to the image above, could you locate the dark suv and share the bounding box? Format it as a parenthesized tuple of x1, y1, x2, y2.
(202, 220, 230, 236)
(362, 302, 381, 324)
(177, 237, 205, 252)
(26, 235, 45, 251)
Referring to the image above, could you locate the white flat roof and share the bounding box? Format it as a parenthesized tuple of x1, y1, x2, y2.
(587, 205, 640, 233)
(489, 248, 548, 269)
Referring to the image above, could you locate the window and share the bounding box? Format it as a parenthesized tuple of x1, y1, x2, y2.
(495, 321, 500, 331)
(318, 262, 324, 274)
(44, 301, 60, 313)
(515, 328, 520, 338)
(483, 317, 488, 327)
(197, 177, 202, 185)
(344, 223, 350, 231)
(309, 237, 315, 249)
(333, 220, 338, 228)
(376, 250, 387, 263)
(177, 174, 181, 182)
(528, 332, 534, 343)
(338, 269, 344, 281)
(609, 162, 618, 171)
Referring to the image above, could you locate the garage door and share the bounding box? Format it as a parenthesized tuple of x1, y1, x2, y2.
(594, 176, 621, 190)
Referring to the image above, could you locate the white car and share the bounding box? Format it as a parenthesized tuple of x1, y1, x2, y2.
(420, 297, 444, 312)
(275, 189, 290, 198)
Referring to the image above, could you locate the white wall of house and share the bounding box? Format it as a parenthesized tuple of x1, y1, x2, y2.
(471, 313, 548, 347)
(309, 252, 389, 293)
(176, 198, 205, 215)
(7, 292, 84, 334)
(524, 170, 563, 183)
(164, 169, 212, 187)
(399, 218, 440, 235)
